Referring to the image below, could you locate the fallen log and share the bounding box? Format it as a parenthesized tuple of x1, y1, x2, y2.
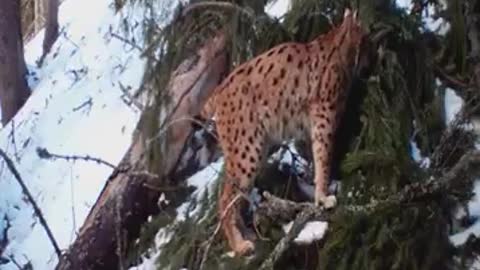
(55, 33, 226, 270)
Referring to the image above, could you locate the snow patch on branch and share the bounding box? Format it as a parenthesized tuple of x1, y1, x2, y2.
(445, 88, 464, 125)
(176, 159, 223, 221)
(283, 221, 328, 244)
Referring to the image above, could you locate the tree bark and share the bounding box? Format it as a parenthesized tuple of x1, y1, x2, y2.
(39, 0, 59, 66)
(55, 33, 227, 270)
(0, 0, 31, 126)
(34, 0, 46, 33)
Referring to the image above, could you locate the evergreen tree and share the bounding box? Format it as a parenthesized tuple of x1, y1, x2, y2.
(121, 0, 480, 269)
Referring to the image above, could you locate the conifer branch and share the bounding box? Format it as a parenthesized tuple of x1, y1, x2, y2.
(259, 205, 324, 270)
(181, 1, 254, 19)
(256, 150, 480, 267)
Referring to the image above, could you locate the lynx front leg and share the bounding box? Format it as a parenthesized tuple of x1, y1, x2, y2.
(310, 106, 337, 209)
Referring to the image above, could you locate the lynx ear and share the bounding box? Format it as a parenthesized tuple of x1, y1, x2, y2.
(344, 8, 351, 18)
(353, 10, 358, 20)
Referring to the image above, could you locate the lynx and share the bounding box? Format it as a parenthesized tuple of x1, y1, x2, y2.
(202, 9, 365, 255)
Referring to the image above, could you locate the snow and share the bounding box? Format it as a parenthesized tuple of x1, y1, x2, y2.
(130, 228, 174, 270)
(395, 0, 450, 35)
(396, 0, 412, 9)
(410, 139, 431, 168)
(176, 159, 223, 221)
(450, 181, 480, 246)
(266, 0, 291, 20)
(451, 220, 480, 247)
(442, 84, 480, 249)
(445, 87, 464, 125)
(0, 0, 164, 268)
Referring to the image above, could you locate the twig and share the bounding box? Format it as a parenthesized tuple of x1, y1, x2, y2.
(181, 1, 254, 19)
(8, 255, 23, 270)
(434, 66, 469, 89)
(69, 167, 77, 243)
(199, 194, 243, 270)
(259, 205, 326, 270)
(9, 120, 20, 162)
(36, 147, 116, 169)
(0, 148, 62, 258)
(109, 32, 143, 52)
(0, 215, 10, 255)
(118, 82, 143, 110)
(72, 97, 93, 112)
(67, 67, 88, 84)
(142, 182, 188, 192)
(62, 30, 80, 49)
(253, 213, 271, 242)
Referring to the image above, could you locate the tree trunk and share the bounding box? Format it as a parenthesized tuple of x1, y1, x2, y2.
(40, 0, 59, 65)
(0, 0, 31, 126)
(34, 0, 46, 33)
(55, 33, 227, 270)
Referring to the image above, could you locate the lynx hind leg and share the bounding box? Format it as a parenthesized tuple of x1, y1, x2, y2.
(310, 107, 337, 209)
(218, 125, 264, 256)
(218, 151, 262, 256)
(218, 171, 254, 256)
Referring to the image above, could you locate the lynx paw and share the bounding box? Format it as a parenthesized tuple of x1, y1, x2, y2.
(315, 193, 337, 209)
(322, 195, 337, 209)
(234, 240, 255, 256)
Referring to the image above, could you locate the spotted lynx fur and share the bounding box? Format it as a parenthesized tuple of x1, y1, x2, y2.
(201, 9, 365, 255)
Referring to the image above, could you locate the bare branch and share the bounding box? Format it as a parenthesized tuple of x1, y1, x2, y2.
(36, 147, 117, 169)
(109, 31, 143, 52)
(0, 148, 62, 258)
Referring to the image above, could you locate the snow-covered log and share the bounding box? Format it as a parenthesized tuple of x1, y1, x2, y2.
(55, 33, 227, 270)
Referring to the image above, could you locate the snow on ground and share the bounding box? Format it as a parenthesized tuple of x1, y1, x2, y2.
(0, 0, 168, 268)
